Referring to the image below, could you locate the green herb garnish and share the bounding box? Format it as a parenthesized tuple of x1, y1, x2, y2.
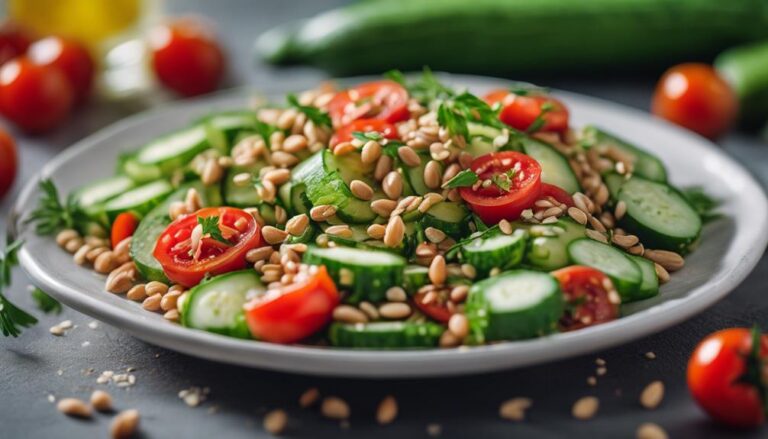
(526, 101, 555, 134)
(287, 94, 332, 128)
(509, 84, 550, 96)
(254, 120, 281, 149)
(198, 216, 230, 245)
(31, 287, 62, 315)
(442, 169, 479, 189)
(26, 179, 85, 236)
(0, 240, 37, 337)
(351, 131, 384, 143)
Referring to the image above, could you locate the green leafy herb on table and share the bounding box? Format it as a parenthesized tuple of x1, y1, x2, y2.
(0, 240, 37, 337)
(26, 179, 85, 236)
(31, 287, 62, 315)
(287, 93, 332, 128)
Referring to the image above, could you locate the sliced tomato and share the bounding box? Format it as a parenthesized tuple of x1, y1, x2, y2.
(328, 80, 409, 128)
(688, 328, 768, 429)
(540, 183, 574, 208)
(458, 151, 542, 224)
(153, 207, 261, 287)
(111, 212, 139, 248)
(244, 266, 340, 344)
(485, 89, 569, 133)
(413, 290, 453, 323)
(551, 266, 620, 331)
(330, 119, 398, 147)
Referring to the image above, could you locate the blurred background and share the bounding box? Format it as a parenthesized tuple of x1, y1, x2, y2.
(2, 1, 768, 438)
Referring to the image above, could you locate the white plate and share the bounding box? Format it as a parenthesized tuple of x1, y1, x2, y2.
(11, 74, 768, 377)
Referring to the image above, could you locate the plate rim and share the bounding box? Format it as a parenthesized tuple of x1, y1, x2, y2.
(11, 74, 768, 377)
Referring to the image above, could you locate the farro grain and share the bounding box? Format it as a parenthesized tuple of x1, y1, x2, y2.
(382, 171, 403, 199)
(384, 215, 405, 247)
(263, 409, 288, 435)
(636, 423, 668, 439)
(429, 255, 447, 285)
(350, 180, 374, 200)
(361, 140, 382, 164)
(386, 287, 407, 302)
(572, 396, 599, 420)
(299, 388, 320, 408)
(262, 226, 289, 245)
(58, 398, 92, 418)
(333, 305, 369, 324)
(142, 294, 162, 312)
(640, 381, 664, 409)
(644, 250, 684, 271)
(654, 263, 670, 284)
(321, 397, 350, 420)
(110, 409, 140, 439)
(499, 398, 532, 422)
(585, 229, 609, 244)
(376, 396, 398, 425)
(379, 302, 412, 319)
(359, 301, 379, 320)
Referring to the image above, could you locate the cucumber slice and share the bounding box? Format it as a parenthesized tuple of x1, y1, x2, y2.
(286, 223, 318, 245)
(465, 270, 563, 341)
(603, 172, 627, 201)
(616, 176, 701, 252)
(403, 152, 438, 196)
(199, 111, 258, 147)
(102, 180, 174, 222)
(181, 270, 263, 339)
(521, 218, 586, 271)
(567, 238, 642, 300)
(421, 201, 470, 238)
(329, 321, 444, 349)
(223, 160, 269, 207)
(460, 229, 527, 277)
(581, 126, 667, 182)
(520, 137, 580, 194)
(130, 182, 222, 283)
(324, 150, 375, 186)
(278, 181, 293, 211)
(403, 265, 430, 294)
(303, 245, 406, 303)
(627, 254, 659, 302)
(71, 175, 137, 222)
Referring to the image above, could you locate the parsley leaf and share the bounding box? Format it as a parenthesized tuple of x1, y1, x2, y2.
(442, 169, 479, 189)
(198, 216, 230, 245)
(254, 120, 280, 149)
(351, 131, 384, 142)
(26, 179, 85, 236)
(509, 84, 550, 96)
(287, 94, 332, 128)
(393, 67, 455, 104)
(526, 101, 555, 134)
(383, 69, 407, 87)
(491, 174, 511, 192)
(31, 287, 62, 314)
(0, 239, 37, 337)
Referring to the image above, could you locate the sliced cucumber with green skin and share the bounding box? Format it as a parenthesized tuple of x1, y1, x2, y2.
(122, 125, 225, 182)
(403, 152, 438, 196)
(581, 126, 667, 182)
(130, 182, 222, 283)
(603, 172, 627, 201)
(616, 176, 701, 252)
(290, 184, 311, 216)
(223, 160, 269, 207)
(278, 181, 293, 212)
(460, 229, 527, 277)
(198, 111, 258, 147)
(567, 238, 642, 300)
(181, 270, 263, 339)
(286, 223, 318, 245)
(102, 180, 174, 222)
(421, 201, 470, 238)
(465, 269, 563, 342)
(324, 149, 375, 186)
(329, 321, 444, 349)
(466, 122, 506, 157)
(403, 265, 430, 294)
(627, 254, 659, 302)
(519, 218, 586, 271)
(303, 245, 406, 303)
(518, 136, 580, 194)
(71, 175, 137, 222)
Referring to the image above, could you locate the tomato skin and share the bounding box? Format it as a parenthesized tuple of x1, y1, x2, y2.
(28, 36, 94, 103)
(459, 151, 542, 224)
(551, 266, 620, 331)
(485, 89, 569, 133)
(328, 80, 409, 127)
(330, 119, 398, 147)
(0, 21, 34, 66)
(540, 183, 574, 207)
(111, 212, 139, 248)
(244, 266, 340, 344)
(413, 290, 453, 323)
(652, 63, 738, 139)
(149, 18, 225, 97)
(154, 207, 261, 287)
(0, 57, 74, 133)
(688, 328, 768, 429)
(0, 128, 17, 198)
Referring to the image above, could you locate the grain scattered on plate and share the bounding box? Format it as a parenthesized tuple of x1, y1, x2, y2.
(499, 397, 532, 421)
(572, 396, 599, 420)
(299, 387, 320, 408)
(640, 381, 664, 409)
(376, 395, 398, 425)
(321, 396, 350, 420)
(636, 422, 668, 439)
(263, 409, 288, 435)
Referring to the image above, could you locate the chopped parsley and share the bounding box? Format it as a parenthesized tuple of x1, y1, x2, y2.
(198, 216, 230, 245)
(442, 169, 479, 189)
(287, 93, 332, 128)
(526, 101, 555, 134)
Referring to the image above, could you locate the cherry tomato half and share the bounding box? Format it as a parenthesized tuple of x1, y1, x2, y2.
(330, 119, 399, 147)
(485, 89, 569, 133)
(328, 80, 409, 128)
(413, 289, 453, 323)
(551, 266, 620, 331)
(0, 128, 17, 198)
(111, 212, 139, 249)
(688, 328, 768, 429)
(0, 21, 34, 66)
(540, 183, 574, 208)
(244, 266, 340, 344)
(652, 63, 738, 139)
(149, 17, 225, 97)
(28, 36, 94, 103)
(0, 57, 74, 133)
(459, 151, 542, 224)
(154, 207, 261, 287)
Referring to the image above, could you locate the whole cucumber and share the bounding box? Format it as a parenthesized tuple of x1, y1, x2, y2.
(715, 40, 768, 129)
(257, 0, 768, 75)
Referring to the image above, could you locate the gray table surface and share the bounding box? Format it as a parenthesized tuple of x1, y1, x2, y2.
(3, 1, 768, 438)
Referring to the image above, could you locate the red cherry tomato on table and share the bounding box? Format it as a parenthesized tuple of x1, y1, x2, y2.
(149, 18, 225, 97)
(485, 89, 569, 133)
(540, 183, 574, 208)
(111, 212, 139, 249)
(153, 207, 261, 287)
(652, 63, 738, 139)
(413, 290, 454, 323)
(551, 266, 620, 331)
(328, 80, 410, 128)
(330, 119, 399, 147)
(0, 21, 34, 66)
(459, 151, 542, 225)
(0, 128, 17, 198)
(0, 57, 74, 133)
(28, 36, 94, 103)
(244, 266, 340, 344)
(688, 328, 768, 429)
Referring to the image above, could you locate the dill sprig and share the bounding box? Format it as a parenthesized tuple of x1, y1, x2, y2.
(0, 240, 37, 337)
(26, 179, 84, 235)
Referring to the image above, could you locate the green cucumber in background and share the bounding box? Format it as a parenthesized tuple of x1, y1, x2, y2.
(257, 0, 768, 76)
(715, 40, 768, 129)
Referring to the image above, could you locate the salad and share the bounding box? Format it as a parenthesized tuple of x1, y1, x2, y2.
(33, 71, 707, 349)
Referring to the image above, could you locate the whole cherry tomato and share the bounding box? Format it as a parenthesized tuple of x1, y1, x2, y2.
(0, 21, 34, 66)
(0, 128, 17, 198)
(28, 36, 94, 103)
